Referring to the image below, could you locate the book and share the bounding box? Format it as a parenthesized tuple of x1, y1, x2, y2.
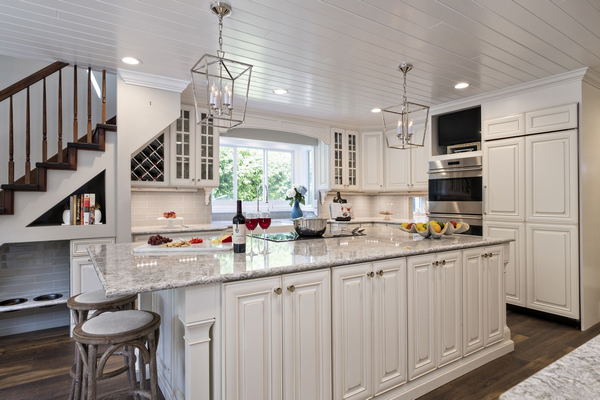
(83, 194, 90, 225)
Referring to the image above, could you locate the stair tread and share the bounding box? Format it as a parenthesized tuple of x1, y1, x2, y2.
(96, 123, 117, 131)
(1, 183, 42, 191)
(36, 161, 74, 169)
(69, 142, 102, 150)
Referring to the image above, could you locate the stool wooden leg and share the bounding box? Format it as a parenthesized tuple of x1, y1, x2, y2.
(125, 345, 137, 396)
(86, 345, 98, 400)
(138, 342, 147, 395)
(72, 345, 83, 400)
(148, 331, 159, 400)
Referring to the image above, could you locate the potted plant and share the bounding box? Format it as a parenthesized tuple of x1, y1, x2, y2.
(286, 184, 307, 219)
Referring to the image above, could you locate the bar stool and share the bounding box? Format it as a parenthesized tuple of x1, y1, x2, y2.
(73, 310, 161, 400)
(67, 290, 137, 400)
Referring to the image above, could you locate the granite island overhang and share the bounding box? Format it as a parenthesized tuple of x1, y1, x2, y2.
(88, 226, 514, 400)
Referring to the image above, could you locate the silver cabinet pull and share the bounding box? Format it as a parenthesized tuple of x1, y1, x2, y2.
(287, 285, 296, 293)
(274, 287, 282, 295)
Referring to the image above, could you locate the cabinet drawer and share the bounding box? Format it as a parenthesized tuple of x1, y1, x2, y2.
(483, 114, 525, 140)
(525, 103, 578, 134)
(70, 238, 115, 257)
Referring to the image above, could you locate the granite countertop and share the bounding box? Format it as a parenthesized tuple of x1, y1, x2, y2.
(500, 334, 600, 399)
(90, 226, 512, 296)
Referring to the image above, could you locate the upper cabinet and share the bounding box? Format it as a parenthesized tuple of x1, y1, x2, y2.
(525, 104, 578, 135)
(483, 103, 578, 141)
(361, 132, 384, 191)
(330, 128, 360, 190)
(384, 127, 429, 192)
(170, 106, 220, 188)
(482, 114, 525, 141)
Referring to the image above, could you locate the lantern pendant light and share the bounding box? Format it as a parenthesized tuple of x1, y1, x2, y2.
(191, 2, 253, 129)
(382, 63, 430, 149)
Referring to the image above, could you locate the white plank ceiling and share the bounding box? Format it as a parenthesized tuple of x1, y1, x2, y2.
(1, 0, 599, 126)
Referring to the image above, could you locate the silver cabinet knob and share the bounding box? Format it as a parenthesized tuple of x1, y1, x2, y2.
(441, 260, 446, 265)
(274, 287, 282, 295)
(287, 285, 296, 293)
(367, 271, 375, 278)
(377, 270, 384, 277)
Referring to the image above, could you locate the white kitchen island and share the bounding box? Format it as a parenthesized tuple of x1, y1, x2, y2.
(89, 226, 514, 400)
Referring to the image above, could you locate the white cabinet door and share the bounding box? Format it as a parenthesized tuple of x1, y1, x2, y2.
(525, 103, 578, 134)
(484, 222, 526, 307)
(384, 146, 411, 191)
(526, 223, 579, 319)
(482, 114, 525, 140)
(70, 257, 103, 296)
(462, 248, 485, 356)
(170, 107, 196, 186)
(372, 259, 407, 395)
(224, 277, 283, 400)
(407, 254, 436, 380)
(483, 137, 525, 221)
(316, 140, 330, 193)
(332, 263, 373, 400)
(282, 270, 332, 400)
(195, 115, 219, 187)
(410, 132, 430, 191)
(484, 246, 505, 346)
(361, 132, 384, 191)
(436, 251, 462, 367)
(526, 130, 578, 224)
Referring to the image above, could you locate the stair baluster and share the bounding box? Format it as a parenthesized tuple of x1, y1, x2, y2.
(8, 96, 14, 184)
(102, 69, 107, 124)
(87, 67, 92, 143)
(25, 87, 31, 184)
(42, 78, 47, 162)
(58, 69, 63, 163)
(73, 65, 78, 142)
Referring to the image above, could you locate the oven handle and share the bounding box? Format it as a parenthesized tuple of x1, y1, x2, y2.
(483, 184, 487, 215)
(427, 167, 482, 179)
(427, 166, 482, 174)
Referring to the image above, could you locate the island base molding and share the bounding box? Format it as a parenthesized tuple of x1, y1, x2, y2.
(377, 337, 514, 400)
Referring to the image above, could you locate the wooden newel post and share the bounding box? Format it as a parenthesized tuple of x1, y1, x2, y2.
(73, 65, 78, 142)
(102, 70, 107, 124)
(58, 69, 63, 163)
(8, 96, 14, 184)
(25, 87, 31, 184)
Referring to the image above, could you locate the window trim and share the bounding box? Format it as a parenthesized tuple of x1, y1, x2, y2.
(212, 138, 314, 213)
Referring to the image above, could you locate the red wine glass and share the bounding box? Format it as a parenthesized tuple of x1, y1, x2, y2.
(245, 213, 259, 255)
(259, 211, 272, 254)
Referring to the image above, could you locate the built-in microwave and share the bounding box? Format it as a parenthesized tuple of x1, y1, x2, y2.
(427, 155, 483, 235)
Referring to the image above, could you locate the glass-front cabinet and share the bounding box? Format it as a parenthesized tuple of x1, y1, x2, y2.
(170, 105, 220, 188)
(329, 128, 360, 190)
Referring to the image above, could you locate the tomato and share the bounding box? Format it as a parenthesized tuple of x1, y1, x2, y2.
(221, 235, 233, 243)
(189, 238, 203, 244)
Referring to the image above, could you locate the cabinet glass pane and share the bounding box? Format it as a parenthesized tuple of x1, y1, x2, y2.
(174, 110, 191, 180)
(197, 113, 216, 183)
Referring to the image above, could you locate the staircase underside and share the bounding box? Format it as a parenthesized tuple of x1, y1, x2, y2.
(0, 119, 116, 216)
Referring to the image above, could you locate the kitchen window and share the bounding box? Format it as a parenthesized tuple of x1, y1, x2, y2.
(212, 137, 314, 213)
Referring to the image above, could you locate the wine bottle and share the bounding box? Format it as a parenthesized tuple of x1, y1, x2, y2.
(233, 200, 246, 253)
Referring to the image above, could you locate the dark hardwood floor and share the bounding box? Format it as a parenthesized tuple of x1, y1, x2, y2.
(1, 310, 599, 400)
(420, 310, 600, 400)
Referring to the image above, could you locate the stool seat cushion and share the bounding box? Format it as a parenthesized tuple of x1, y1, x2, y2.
(81, 310, 153, 335)
(74, 289, 132, 305)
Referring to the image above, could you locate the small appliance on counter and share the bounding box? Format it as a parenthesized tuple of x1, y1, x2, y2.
(329, 191, 352, 221)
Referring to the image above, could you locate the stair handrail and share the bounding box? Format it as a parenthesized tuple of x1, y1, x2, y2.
(0, 61, 68, 102)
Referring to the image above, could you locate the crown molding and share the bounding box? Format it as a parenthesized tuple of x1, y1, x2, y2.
(583, 68, 600, 90)
(118, 69, 189, 92)
(431, 67, 588, 115)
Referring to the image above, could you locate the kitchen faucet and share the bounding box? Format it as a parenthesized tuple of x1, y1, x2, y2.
(257, 183, 269, 212)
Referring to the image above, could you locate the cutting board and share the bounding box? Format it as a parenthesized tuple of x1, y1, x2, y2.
(133, 242, 233, 254)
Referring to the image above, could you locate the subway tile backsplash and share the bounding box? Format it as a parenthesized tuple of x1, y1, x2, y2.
(0, 240, 70, 300)
(131, 189, 212, 227)
(320, 193, 411, 220)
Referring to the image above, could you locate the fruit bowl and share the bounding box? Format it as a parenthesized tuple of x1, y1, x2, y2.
(429, 221, 448, 239)
(453, 222, 470, 234)
(399, 222, 417, 233)
(415, 223, 431, 238)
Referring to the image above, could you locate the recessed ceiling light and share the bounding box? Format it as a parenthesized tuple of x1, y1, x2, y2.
(272, 88, 288, 95)
(454, 82, 470, 89)
(121, 56, 141, 65)
(371, 107, 382, 113)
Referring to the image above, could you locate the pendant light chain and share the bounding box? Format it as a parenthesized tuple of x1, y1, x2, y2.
(218, 14, 224, 56)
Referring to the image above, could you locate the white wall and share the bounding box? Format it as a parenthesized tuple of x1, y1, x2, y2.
(116, 78, 182, 241)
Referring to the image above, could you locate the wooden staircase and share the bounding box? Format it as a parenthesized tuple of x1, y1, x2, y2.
(0, 62, 115, 216)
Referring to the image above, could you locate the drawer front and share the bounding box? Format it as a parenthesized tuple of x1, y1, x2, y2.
(71, 238, 115, 257)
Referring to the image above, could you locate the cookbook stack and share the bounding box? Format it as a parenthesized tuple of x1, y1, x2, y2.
(69, 193, 96, 225)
